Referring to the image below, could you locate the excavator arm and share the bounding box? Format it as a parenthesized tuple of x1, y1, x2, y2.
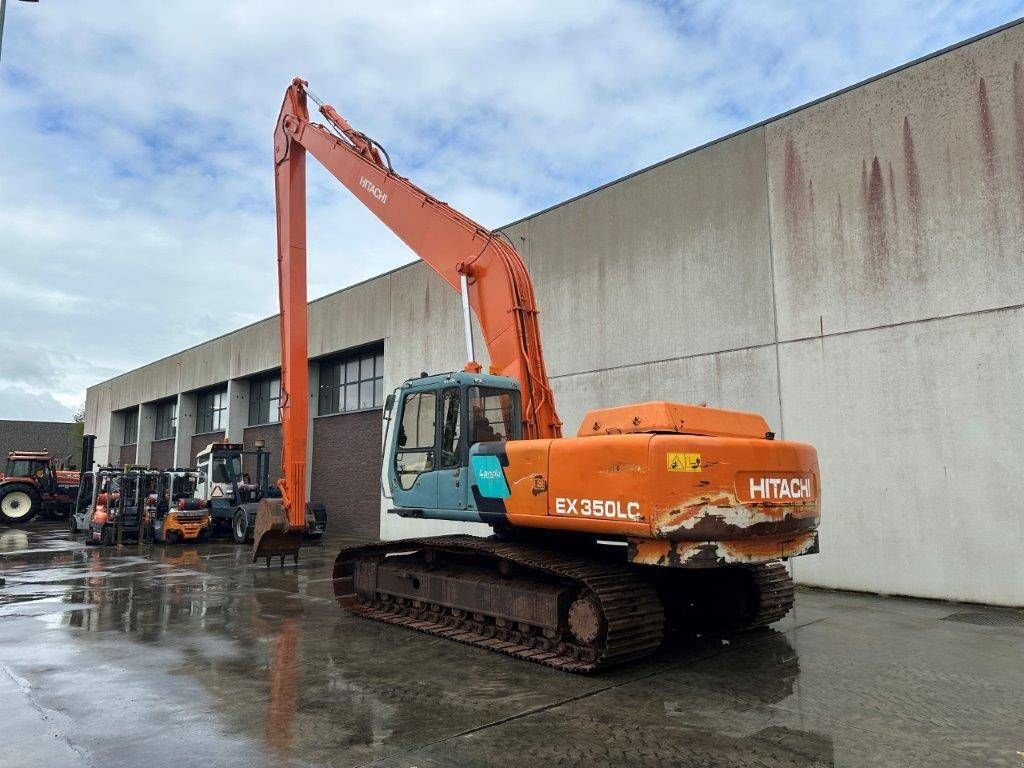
(257, 78, 562, 551)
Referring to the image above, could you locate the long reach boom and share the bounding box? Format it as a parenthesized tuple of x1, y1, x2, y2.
(254, 78, 562, 558)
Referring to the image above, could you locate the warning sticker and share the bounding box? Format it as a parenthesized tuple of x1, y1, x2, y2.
(667, 453, 701, 472)
(211, 485, 224, 497)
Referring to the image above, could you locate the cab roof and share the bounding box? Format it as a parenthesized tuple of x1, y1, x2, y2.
(401, 371, 519, 392)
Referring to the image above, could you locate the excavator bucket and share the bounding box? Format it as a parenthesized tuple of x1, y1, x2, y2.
(252, 498, 303, 565)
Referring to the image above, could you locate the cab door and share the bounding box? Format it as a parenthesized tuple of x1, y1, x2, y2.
(38, 463, 58, 494)
(390, 389, 438, 511)
(435, 387, 471, 515)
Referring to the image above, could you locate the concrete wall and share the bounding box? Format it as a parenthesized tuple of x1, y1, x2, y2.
(0, 420, 83, 468)
(86, 22, 1024, 606)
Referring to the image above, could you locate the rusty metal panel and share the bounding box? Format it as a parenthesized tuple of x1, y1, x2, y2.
(628, 531, 819, 568)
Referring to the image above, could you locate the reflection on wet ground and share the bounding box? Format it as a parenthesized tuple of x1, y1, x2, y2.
(1, 522, 1022, 767)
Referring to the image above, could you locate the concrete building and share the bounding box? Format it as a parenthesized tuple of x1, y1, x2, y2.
(86, 22, 1024, 606)
(0, 420, 83, 468)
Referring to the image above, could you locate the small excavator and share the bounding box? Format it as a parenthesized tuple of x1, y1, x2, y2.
(253, 79, 821, 671)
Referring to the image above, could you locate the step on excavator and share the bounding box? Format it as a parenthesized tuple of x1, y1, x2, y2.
(253, 79, 821, 671)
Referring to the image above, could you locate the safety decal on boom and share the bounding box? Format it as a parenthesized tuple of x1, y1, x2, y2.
(666, 453, 701, 472)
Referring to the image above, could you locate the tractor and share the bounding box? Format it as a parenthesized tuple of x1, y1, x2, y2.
(0, 451, 81, 524)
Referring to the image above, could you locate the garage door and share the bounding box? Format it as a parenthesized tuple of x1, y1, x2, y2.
(311, 410, 382, 541)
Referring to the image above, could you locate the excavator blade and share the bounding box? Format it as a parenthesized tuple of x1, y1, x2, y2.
(252, 498, 303, 565)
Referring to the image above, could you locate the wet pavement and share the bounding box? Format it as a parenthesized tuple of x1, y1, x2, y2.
(0, 522, 1021, 768)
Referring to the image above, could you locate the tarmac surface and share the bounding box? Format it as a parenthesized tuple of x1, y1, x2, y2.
(0, 522, 1021, 768)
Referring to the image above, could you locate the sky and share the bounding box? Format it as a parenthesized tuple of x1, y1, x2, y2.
(0, 1, 1021, 421)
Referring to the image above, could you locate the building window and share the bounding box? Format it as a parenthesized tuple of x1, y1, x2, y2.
(248, 374, 281, 425)
(318, 347, 384, 416)
(122, 409, 139, 445)
(155, 400, 177, 440)
(196, 388, 227, 433)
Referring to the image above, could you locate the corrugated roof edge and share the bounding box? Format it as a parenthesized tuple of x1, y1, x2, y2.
(87, 15, 1024, 394)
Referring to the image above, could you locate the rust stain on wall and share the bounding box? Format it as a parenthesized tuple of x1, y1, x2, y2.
(977, 76, 1005, 256)
(782, 138, 819, 290)
(887, 160, 900, 248)
(902, 116, 926, 279)
(977, 77, 999, 181)
(864, 156, 889, 281)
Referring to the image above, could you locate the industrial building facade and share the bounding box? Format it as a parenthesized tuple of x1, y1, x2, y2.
(86, 22, 1024, 606)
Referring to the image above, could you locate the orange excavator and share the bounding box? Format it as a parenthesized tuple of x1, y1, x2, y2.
(254, 78, 821, 671)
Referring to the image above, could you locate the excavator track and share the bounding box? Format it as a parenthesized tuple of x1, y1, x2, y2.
(333, 535, 665, 672)
(655, 560, 796, 637)
(746, 561, 795, 629)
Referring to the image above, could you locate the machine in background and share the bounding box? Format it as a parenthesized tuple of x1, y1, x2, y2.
(143, 470, 211, 544)
(69, 465, 119, 536)
(1, 434, 95, 525)
(87, 468, 159, 546)
(193, 442, 325, 544)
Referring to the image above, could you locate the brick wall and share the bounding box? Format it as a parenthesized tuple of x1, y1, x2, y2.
(311, 410, 382, 541)
(0, 420, 83, 468)
(149, 438, 175, 470)
(190, 431, 224, 466)
(118, 443, 137, 467)
(242, 424, 283, 485)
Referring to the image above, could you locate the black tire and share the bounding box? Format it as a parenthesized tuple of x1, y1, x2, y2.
(166, 530, 180, 545)
(0, 484, 41, 524)
(232, 508, 249, 544)
(102, 525, 116, 546)
(69, 515, 79, 534)
(197, 527, 209, 544)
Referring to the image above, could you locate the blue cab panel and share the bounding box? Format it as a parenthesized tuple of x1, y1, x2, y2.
(386, 370, 520, 524)
(470, 454, 510, 499)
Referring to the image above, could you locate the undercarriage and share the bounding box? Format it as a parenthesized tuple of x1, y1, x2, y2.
(333, 535, 795, 672)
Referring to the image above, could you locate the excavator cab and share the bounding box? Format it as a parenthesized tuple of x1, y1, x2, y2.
(386, 372, 522, 522)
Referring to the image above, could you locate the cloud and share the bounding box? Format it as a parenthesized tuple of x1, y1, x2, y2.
(0, 386, 75, 422)
(0, 1, 1020, 420)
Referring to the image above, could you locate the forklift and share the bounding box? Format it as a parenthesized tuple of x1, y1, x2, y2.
(69, 466, 120, 537)
(142, 469, 211, 544)
(87, 467, 159, 546)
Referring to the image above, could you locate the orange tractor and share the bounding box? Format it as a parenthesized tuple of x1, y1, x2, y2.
(253, 79, 821, 670)
(0, 451, 82, 524)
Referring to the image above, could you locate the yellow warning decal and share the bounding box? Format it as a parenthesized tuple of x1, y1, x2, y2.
(667, 453, 701, 472)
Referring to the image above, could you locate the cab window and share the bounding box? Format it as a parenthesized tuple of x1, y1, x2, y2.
(395, 391, 436, 489)
(5, 460, 38, 478)
(468, 387, 521, 445)
(439, 388, 462, 469)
